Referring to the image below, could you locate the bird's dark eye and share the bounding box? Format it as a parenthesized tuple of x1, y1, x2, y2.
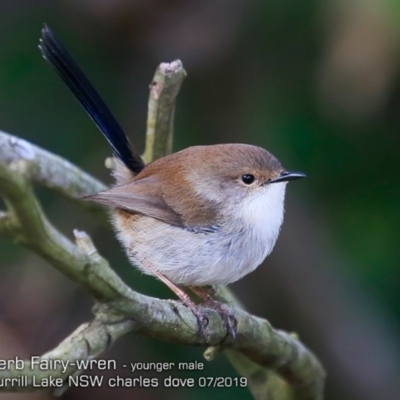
(241, 174, 255, 185)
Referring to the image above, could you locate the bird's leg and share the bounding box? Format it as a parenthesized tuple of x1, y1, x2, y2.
(140, 260, 208, 336)
(189, 286, 237, 340)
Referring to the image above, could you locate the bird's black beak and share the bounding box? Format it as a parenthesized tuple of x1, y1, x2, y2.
(269, 171, 306, 184)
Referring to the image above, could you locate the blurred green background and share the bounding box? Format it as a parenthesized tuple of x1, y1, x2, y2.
(0, 1, 400, 399)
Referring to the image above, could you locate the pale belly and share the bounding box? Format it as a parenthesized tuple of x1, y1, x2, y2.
(112, 210, 278, 286)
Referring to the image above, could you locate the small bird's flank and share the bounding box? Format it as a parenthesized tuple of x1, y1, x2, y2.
(39, 25, 305, 338)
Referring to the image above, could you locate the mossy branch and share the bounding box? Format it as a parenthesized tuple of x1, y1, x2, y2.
(0, 61, 325, 400)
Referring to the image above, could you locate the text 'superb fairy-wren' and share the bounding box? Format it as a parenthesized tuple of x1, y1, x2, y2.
(39, 25, 305, 336)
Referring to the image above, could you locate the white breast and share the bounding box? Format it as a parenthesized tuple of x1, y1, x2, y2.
(222, 182, 287, 282)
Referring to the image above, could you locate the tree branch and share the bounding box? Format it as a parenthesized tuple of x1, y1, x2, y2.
(142, 60, 186, 163)
(0, 131, 106, 201)
(0, 316, 135, 395)
(0, 61, 325, 400)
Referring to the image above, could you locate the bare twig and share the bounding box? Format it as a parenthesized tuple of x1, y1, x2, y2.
(0, 316, 135, 394)
(142, 60, 186, 163)
(0, 131, 106, 199)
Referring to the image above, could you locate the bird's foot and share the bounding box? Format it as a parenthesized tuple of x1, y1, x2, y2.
(189, 286, 237, 340)
(138, 263, 209, 337)
(180, 296, 209, 337)
(203, 297, 237, 340)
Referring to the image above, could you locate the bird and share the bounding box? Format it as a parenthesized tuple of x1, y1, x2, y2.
(39, 25, 305, 338)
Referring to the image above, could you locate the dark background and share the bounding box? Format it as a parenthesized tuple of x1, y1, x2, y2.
(0, 1, 399, 399)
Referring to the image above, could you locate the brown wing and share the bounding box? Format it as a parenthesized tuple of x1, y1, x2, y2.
(85, 177, 184, 228)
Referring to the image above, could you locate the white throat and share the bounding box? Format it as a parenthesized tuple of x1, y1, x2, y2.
(239, 182, 287, 256)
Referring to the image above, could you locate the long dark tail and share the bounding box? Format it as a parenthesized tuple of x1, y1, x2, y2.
(39, 24, 145, 175)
